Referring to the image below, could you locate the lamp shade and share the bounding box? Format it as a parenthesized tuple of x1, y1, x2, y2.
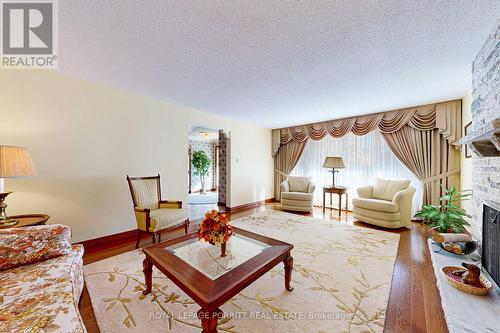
(322, 156, 345, 169)
(0, 146, 37, 178)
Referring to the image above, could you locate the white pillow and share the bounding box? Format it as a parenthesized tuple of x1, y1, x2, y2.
(287, 176, 311, 192)
(372, 178, 410, 201)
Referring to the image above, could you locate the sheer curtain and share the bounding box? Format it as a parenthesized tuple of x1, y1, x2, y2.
(291, 131, 422, 214)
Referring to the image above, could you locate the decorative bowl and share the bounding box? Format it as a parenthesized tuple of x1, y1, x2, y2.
(434, 241, 479, 256)
(441, 266, 493, 296)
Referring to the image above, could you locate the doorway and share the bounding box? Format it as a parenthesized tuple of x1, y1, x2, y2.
(188, 127, 229, 218)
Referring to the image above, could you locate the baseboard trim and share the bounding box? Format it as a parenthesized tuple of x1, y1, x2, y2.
(226, 198, 276, 212)
(76, 229, 138, 248)
(77, 198, 276, 246)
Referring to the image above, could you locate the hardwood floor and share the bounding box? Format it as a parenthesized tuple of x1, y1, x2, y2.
(79, 203, 448, 333)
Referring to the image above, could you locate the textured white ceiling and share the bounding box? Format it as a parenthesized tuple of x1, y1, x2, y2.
(59, 1, 500, 128)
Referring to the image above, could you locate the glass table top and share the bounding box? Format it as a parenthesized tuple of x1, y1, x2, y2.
(165, 234, 270, 280)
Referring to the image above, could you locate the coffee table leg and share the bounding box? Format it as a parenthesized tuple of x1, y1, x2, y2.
(283, 254, 294, 291)
(142, 258, 153, 295)
(197, 308, 222, 333)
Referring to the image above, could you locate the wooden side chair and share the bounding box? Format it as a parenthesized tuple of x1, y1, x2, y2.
(126, 174, 189, 248)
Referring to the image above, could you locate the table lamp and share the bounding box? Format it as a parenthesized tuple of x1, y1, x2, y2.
(0, 146, 37, 226)
(322, 156, 345, 187)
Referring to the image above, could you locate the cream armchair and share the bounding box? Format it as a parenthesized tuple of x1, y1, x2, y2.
(280, 176, 316, 213)
(352, 178, 415, 228)
(127, 175, 189, 248)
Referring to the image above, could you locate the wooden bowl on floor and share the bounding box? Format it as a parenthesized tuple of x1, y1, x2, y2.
(434, 241, 479, 255)
(441, 266, 493, 296)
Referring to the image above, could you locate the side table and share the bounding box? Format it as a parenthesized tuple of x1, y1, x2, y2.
(322, 186, 348, 218)
(0, 214, 50, 229)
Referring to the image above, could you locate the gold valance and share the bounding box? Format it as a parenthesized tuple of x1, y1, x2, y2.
(272, 100, 461, 156)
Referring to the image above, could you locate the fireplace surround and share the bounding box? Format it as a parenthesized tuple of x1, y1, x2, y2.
(459, 21, 500, 269)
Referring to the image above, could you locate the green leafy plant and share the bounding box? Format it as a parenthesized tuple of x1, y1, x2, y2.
(192, 150, 211, 194)
(415, 186, 472, 233)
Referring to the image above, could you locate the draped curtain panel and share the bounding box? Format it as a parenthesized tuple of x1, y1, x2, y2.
(272, 100, 461, 206)
(274, 140, 307, 200)
(382, 125, 460, 205)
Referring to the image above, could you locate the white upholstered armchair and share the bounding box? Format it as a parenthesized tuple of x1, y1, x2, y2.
(280, 176, 316, 213)
(352, 178, 415, 228)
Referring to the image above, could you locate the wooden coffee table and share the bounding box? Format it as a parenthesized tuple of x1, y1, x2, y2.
(142, 227, 294, 333)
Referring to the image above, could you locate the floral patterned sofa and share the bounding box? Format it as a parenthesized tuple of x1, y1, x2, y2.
(0, 225, 86, 333)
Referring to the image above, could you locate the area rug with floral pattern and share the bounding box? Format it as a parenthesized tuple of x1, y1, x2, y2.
(84, 210, 400, 333)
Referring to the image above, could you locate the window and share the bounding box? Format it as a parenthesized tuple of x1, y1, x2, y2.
(291, 130, 422, 213)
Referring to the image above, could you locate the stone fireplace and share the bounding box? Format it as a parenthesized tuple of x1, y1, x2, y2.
(424, 22, 500, 333)
(459, 22, 500, 263)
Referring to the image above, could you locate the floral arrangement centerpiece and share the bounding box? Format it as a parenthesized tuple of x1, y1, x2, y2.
(198, 210, 233, 257)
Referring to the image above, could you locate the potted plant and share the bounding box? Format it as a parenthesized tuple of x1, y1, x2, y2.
(415, 186, 472, 233)
(192, 150, 211, 194)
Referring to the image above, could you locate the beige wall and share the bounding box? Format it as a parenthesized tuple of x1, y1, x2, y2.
(460, 91, 473, 214)
(0, 71, 274, 242)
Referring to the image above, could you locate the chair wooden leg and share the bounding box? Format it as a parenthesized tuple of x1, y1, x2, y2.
(158, 232, 161, 242)
(184, 220, 189, 234)
(135, 229, 142, 249)
(152, 233, 156, 244)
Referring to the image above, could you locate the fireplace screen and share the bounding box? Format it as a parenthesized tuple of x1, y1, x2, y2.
(482, 202, 500, 287)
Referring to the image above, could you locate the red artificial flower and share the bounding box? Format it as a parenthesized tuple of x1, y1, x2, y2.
(198, 210, 233, 244)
